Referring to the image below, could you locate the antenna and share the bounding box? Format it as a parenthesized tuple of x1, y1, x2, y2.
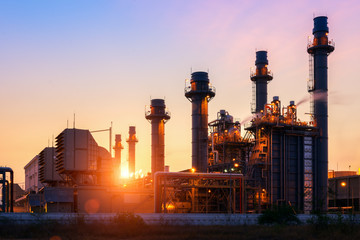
(73, 113, 76, 129)
(109, 121, 113, 157)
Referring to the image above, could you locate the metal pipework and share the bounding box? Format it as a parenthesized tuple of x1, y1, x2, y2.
(0, 167, 14, 212)
(126, 126, 138, 176)
(145, 99, 171, 175)
(307, 16, 335, 212)
(250, 51, 273, 113)
(185, 71, 216, 172)
(113, 134, 123, 180)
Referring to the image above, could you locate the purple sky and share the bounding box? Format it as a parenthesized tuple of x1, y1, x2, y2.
(1, 0, 359, 184)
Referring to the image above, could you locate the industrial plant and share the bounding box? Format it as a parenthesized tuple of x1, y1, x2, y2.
(3, 16, 358, 215)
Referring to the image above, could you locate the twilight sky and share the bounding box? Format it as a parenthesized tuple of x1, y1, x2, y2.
(1, 0, 360, 184)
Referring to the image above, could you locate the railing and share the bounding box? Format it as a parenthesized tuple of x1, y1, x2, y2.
(250, 69, 273, 78)
(307, 38, 335, 49)
(184, 84, 216, 94)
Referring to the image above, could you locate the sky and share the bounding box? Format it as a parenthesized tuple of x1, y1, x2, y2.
(1, 0, 360, 184)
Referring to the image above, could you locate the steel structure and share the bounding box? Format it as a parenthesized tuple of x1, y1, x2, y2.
(39, 147, 62, 185)
(250, 51, 273, 113)
(307, 16, 335, 212)
(126, 126, 138, 176)
(185, 72, 216, 172)
(208, 110, 252, 174)
(145, 99, 171, 175)
(0, 167, 14, 212)
(154, 172, 244, 213)
(246, 97, 317, 213)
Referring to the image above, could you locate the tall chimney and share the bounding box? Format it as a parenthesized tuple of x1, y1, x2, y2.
(145, 99, 171, 175)
(307, 16, 334, 211)
(185, 71, 215, 172)
(126, 126, 138, 176)
(113, 134, 123, 180)
(250, 51, 273, 113)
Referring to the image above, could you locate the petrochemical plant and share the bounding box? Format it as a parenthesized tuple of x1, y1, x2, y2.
(2, 16, 358, 215)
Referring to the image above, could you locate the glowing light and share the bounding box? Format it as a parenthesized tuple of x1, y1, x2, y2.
(166, 203, 175, 210)
(191, 168, 196, 173)
(123, 184, 127, 187)
(208, 189, 211, 193)
(341, 182, 346, 187)
(234, 163, 239, 168)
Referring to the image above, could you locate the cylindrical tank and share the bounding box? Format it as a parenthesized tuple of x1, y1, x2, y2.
(126, 126, 138, 176)
(145, 99, 171, 175)
(251, 51, 273, 113)
(185, 72, 215, 172)
(307, 16, 334, 212)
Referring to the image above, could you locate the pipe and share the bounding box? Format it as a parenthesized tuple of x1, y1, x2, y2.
(0, 167, 14, 212)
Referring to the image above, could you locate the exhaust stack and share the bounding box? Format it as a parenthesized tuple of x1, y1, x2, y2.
(185, 71, 215, 172)
(307, 16, 335, 211)
(145, 99, 171, 175)
(250, 51, 273, 113)
(113, 134, 123, 181)
(126, 126, 138, 176)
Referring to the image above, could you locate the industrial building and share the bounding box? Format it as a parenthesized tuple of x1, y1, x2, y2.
(13, 16, 341, 214)
(328, 172, 360, 212)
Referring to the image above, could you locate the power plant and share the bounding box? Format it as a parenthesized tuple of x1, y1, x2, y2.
(2, 16, 343, 215)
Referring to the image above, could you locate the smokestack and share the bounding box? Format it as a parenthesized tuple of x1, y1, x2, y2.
(126, 126, 138, 176)
(307, 16, 334, 211)
(113, 134, 123, 180)
(185, 71, 215, 172)
(145, 99, 171, 175)
(250, 51, 273, 113)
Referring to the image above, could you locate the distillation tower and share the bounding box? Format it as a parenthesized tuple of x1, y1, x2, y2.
(307, 16, 335, 211)
(185, 72, 215, 172)
(126, 126, 138, 176)
(145, 99, 171, 175)
(250, 51, 273, 113)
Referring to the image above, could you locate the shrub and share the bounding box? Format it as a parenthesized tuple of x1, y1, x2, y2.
(258, 205, 300, 225)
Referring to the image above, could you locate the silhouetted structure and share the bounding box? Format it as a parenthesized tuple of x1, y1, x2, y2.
(127, 126, 138, 176)
(250, 51, 273, 113)
(307, 16, 335, 211)
(145, 99, 171, 175)
(185, 72, 215, 172)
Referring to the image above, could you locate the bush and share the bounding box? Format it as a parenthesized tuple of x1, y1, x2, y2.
(258, 205, 300, 225)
